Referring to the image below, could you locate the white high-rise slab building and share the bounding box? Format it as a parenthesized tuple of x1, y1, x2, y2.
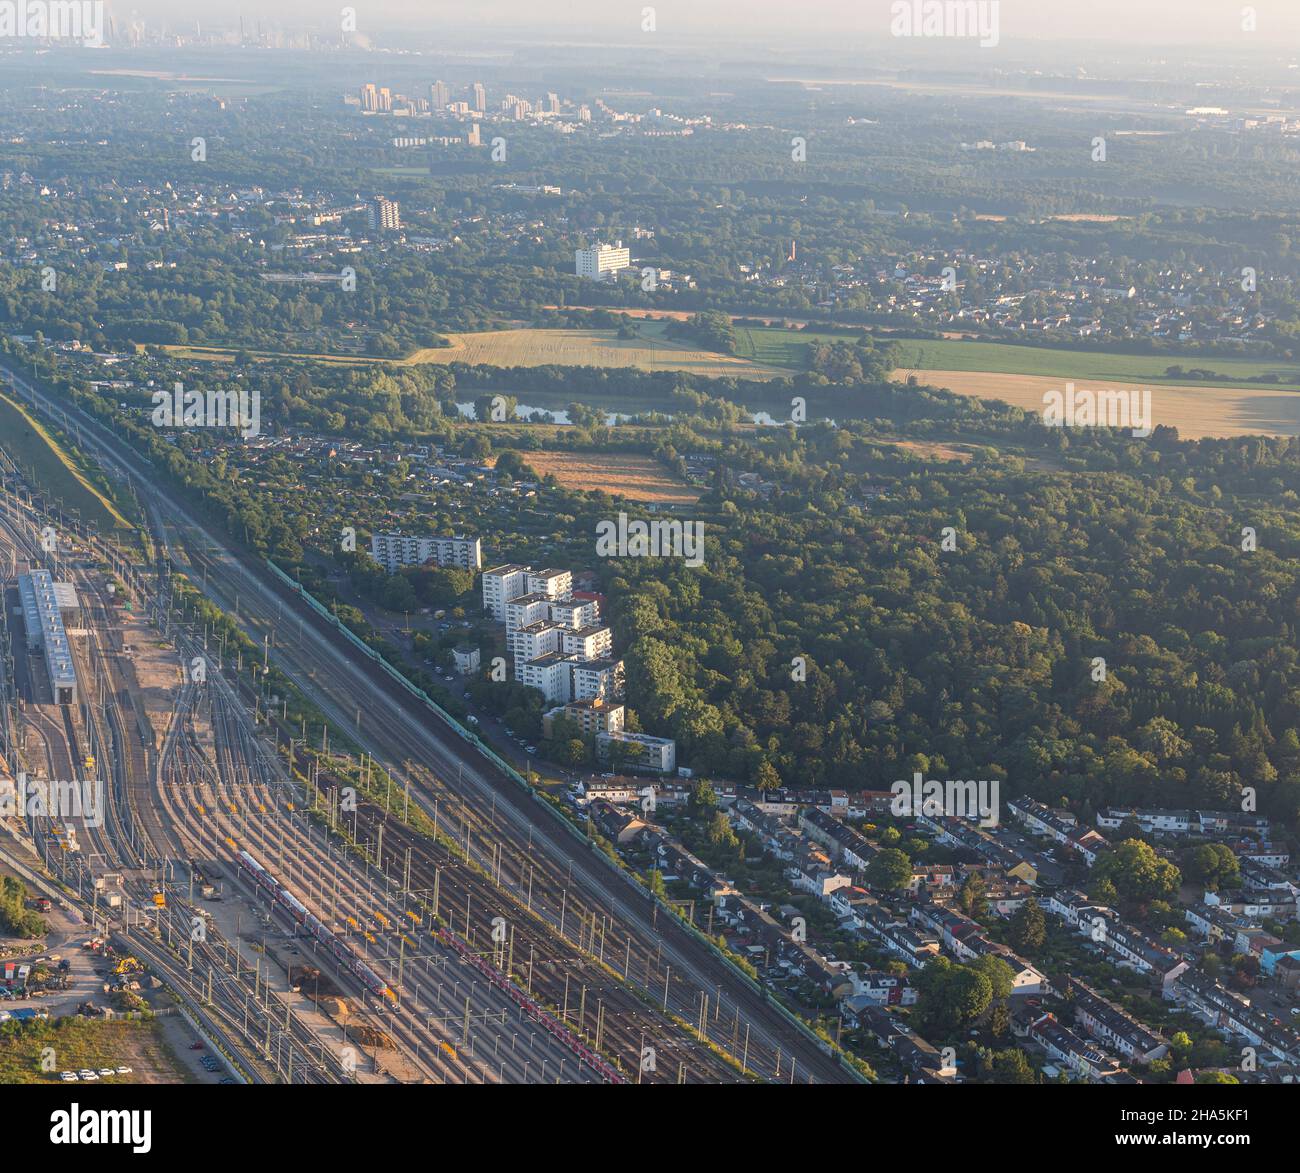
(575, 242, 632, 280)
(482, 564, 531, 621)
(371, 533, 482, 573)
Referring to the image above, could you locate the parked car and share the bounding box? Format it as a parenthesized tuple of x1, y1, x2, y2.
(77, 1070, 98, 1081)
(115, 1065, 132, 1074)
(59, 1071, 77, 1082)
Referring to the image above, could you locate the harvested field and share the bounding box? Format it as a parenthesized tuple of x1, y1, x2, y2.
(892, 368, 1300, 440)
(407, 326, 782, 378)
(519, 451, 702, 503)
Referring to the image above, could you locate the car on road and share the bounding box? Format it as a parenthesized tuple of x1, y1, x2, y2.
(526, 745, 537, 755)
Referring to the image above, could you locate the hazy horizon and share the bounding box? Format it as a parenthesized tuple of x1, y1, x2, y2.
(100, 0, 1300, 49)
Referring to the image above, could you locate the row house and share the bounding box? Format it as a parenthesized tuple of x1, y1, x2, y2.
(1023, 1012, 1123, 1082)
(1066, 978, 1169, 1063)
(1009, 796, 1109, 865)
(1204, 888, 1296, 922)
(1166, 969, 1300, 1064)
(829, 886, 877, 928)
(1045, 891, 1188, 986)
(848, 1005, 959, 1084)
(859, 904, 942, 968)
(910, 901, 1045, 993)
(1239, 858, 1297, 893)
(840, 972, 918, 1008)
(919, 814, 1063, 887)
(1098, 807, 1272, 840)
(1184, 903, 1255, 946)
(1228, 840, 1291, 869)
(798, 807, 880, 872)
(730, 799, 800, 861)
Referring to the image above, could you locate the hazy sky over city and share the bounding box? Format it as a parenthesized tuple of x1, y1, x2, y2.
(120, 0, 1300, 46)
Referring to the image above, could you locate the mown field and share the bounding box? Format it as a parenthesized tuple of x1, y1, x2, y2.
(0, 1017, 190, 1084)
(733, 326, 1300, 390)
(0, 391, 132, 531)
(409, 325, 782, 378)
(890, 368, 1300, 440)
(517, 450, 702, 503)
(161, 324, 784, 379)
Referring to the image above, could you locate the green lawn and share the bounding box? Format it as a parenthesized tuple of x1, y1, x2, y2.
(0, 391, 133, 530)
(733, 326, 1300, 391)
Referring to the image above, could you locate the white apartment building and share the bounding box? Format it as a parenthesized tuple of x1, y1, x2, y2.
(371, 533, 482, 573)
(562, 625, 613, 660)
(572, 658, 625, 702)
(549, 598, 600, 628)
(482, 564, 531, 621)
(505, 592, 554, 633)
(527, 568, 573, 600)
(597, 730, 676, 774)
(508, 621, 562, 664)
(575, 242, 632, 281)
(516, 652, 578, 704)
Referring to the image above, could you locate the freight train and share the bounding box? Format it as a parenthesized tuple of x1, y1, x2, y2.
(236, 850, 396, 1003)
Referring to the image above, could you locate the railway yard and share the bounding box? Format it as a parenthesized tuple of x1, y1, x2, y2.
(0, 366, 856, 1085)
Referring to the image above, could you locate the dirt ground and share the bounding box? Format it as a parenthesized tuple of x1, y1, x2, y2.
(521, 451, 703, 503)
(892, 368, 1300, 440)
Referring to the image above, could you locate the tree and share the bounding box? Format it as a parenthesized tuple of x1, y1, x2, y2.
(707, 811, 740, 852)
(865, 848, 912, 893)
(1093, 839, 1181, 906)
(1008, 899, 1046, 953)
(986, 1048, 1036, 1084)
(1181, 843, 1240, 892)
(754, 759, 782, 791)
(915, 956, 993, 1034)
(958, 873, 986, 917)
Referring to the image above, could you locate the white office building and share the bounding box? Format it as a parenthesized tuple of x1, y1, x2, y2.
(575, 242, 632, 281)
(371, 533, 482, 573)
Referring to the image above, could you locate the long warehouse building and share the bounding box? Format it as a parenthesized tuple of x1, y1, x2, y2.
(17, 570, 78, 705)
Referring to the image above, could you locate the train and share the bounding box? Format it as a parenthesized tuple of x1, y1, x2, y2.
(235, 850, 397, 1003)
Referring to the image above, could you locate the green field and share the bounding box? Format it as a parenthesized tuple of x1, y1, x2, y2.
(733, 326, 1300, 391)
(0, 390, 133, 531)
(0, 1017, 188, 1084)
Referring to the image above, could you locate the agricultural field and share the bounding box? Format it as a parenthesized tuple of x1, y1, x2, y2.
(889, 339, 1300, 389)
(160, 324, 784, 378)
(0, 391, 133, 531)
(735, 326, 1300, 391)
(0, 1017, 191, 1084)
(408, 325, 783, 378)
(516, 450, 702, 504)
(892, 368, 1300, 440)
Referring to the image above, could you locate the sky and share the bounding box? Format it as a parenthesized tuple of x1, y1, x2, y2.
(119, 0, 1300, 46)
